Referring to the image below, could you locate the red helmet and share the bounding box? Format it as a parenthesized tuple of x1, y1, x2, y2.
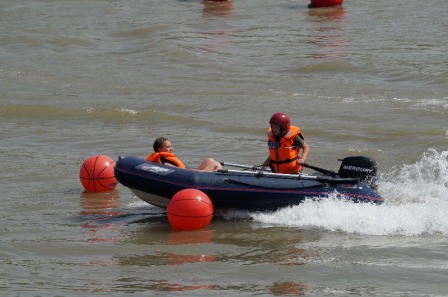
(269, 112, 290, 133)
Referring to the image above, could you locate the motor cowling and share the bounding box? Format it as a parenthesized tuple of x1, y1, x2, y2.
(338, 156, 378, 190)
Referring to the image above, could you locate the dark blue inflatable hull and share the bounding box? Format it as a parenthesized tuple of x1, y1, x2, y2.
(114, 156, 383, 211)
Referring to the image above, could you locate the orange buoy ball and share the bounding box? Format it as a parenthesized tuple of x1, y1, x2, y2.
(167, 189, 213, 231)
(309, 0, 343, 8)
(79, 155, 118, 192)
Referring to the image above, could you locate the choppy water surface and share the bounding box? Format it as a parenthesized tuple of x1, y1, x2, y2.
(1, 0, 447, 296)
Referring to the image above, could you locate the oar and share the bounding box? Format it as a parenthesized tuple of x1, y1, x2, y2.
(302, 162, 337, 177)
(217, 168, 358, 184)
(219, 162, 270, 172)
(221, 161, 337, 176)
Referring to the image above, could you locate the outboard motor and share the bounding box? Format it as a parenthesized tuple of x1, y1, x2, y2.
(338, 156, 378, 190)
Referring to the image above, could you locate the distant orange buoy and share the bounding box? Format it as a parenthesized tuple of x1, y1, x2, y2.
(167, 189, 213, 231)
(309, 0, 343, 8)
(79, 155, 118, 192)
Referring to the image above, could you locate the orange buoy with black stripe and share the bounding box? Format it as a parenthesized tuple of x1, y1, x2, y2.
(79, 155, 118, 192)
(167, 189, 213, 231)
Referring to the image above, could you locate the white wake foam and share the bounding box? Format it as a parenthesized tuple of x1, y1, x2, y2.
(251, 149, 448, 236)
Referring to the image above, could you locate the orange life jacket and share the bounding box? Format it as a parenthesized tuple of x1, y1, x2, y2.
(145, 152, 186, 169)
(267, 125, 304, 174)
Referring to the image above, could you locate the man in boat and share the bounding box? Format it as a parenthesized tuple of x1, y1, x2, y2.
(262, 112, 310, 174)
(146, 137, 222, 172)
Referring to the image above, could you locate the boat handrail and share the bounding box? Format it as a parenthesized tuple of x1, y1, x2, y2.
(217, 169, 359, 183)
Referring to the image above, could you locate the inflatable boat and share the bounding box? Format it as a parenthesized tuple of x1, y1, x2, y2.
(114, 155, 383, 211)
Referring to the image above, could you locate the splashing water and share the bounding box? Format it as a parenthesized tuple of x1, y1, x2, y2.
(381, 149, 448, 204)
(251, 149, 448, 236)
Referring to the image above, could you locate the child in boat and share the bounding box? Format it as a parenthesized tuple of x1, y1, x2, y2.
(262, 112, 310, 174)
(146, 136, 222, 172)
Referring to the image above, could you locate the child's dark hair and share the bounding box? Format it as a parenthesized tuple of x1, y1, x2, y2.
(153, 137, 168, 152)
